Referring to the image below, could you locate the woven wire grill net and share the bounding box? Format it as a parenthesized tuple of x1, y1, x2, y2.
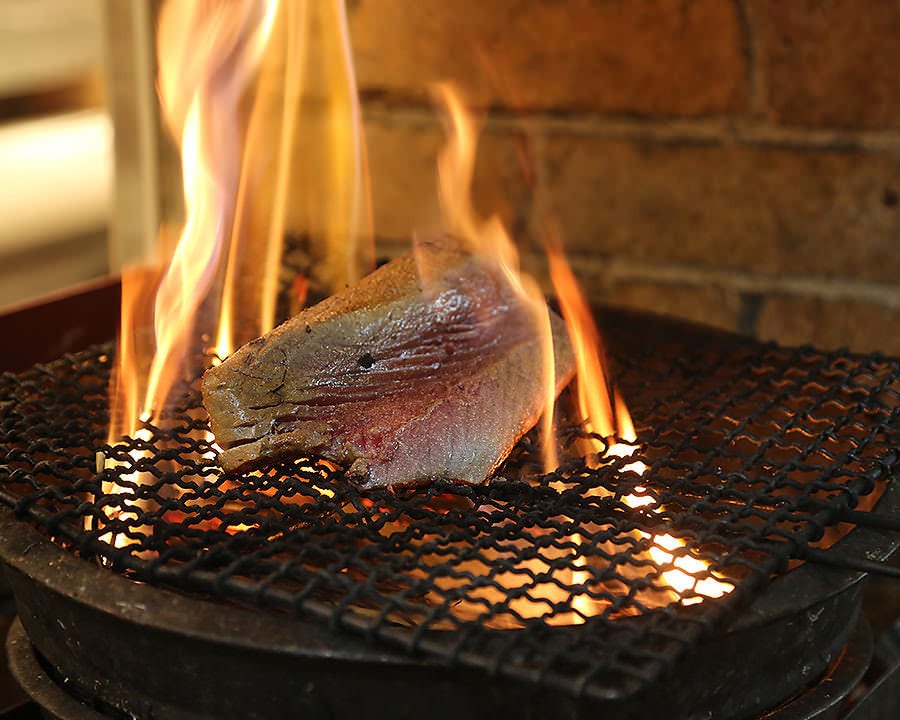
(0, 310, 898, 699)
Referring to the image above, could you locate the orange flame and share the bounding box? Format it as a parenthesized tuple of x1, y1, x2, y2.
(100, 1, 279, 549)
(215, 0, 372, 357)
(426, 88, 729, 611)
(546, 237, 618, 440)
(107, 0, 278, 443)
(102, 0, 370, 549)
(148, 0, 277, 418)
(110, 0, 371, 441)
(431, 84, 558, 470)
(546, 233, 730, 603)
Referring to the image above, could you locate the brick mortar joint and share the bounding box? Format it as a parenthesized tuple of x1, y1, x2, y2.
(564, 255, 900, 308)
(374, 236, 900, 308)
(360, 103, 900, 152)
(734, 0, 765, 118)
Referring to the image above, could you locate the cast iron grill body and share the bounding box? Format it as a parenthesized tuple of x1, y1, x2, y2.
(0, 309, 897, 701)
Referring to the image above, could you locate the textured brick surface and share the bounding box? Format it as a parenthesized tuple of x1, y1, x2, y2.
(350, 0, 747, 116)
(594, 277, 742, 333)
(145, 0, 900, 357)
(757, 294, 900, 356)
(757, 0, 900, 129)
(541, 134, 900, 283)
(364, 114, 534, 242)
(518, 252, 742, 333)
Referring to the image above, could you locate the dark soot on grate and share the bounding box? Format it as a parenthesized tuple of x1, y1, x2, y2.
(0, 311, 898, 700)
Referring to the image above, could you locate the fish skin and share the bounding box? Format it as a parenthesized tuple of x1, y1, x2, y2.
(201, 237, 575, 487)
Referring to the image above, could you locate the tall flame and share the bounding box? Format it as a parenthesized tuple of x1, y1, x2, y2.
(431, 84, 558, 470)
(216, 0, 371, 356)
(110, 0, 370, 442)
(108, 0, 277, 442)
(148, 0, 277, 420)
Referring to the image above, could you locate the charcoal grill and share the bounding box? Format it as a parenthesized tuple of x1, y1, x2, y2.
(0, 304, 898, 719)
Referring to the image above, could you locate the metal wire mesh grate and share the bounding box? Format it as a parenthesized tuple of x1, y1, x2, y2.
(0, 310, 898, 699)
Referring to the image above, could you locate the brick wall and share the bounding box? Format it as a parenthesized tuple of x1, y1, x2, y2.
(348, 0, 900, 354)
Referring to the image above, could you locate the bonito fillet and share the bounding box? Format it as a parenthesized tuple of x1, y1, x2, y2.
(201, 237, 575, 487)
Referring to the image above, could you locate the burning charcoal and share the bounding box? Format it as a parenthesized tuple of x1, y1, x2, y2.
(201, 237, 575, 487)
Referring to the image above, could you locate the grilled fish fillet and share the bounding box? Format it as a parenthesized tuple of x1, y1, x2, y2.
(201, 237, 575, 487)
